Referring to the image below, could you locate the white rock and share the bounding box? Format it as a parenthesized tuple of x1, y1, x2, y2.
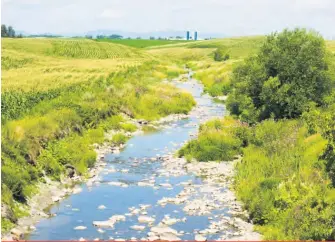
(79, 237, 86, 241)
(98, 205, 106, 210)
(148, 236, 159, 241)
(93, 220, 115, 228)
(150, 225, 179, 235)
(130, 225, 146, 231)
(162, 217, 180, 225)
(159, 183, 172, 188)
(73, 186, 83, 194)
(131, 209, 140, 215)
(138, 216, 155, 223)
(74, 226, 87, 230)
(52, 196, 61, 202)
(109, 215, 126, 222)
(108, 181, 128, 187)
(160, 233, 181, 241)
(29, 225, 36, 231)
(195, 234, 207, 241)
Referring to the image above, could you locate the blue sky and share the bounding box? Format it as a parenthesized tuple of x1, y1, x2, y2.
(1, 0, 335, 38)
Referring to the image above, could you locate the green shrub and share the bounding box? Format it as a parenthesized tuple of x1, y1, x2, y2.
(111, 133, 127, 145)
(179, 117, 247, 161)
(120, 123, 137, 132)
(235, 119, 335, 240)
(214, 48, 230, 62)
(227, 28, 332, 123)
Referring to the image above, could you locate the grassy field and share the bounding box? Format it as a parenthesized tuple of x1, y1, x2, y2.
(3, 34, 335, 236)
(1, 37, 197, 231)
(1, 38, 150, 92)
(178, 30, 335, 240)
(96, 39, 189, 48)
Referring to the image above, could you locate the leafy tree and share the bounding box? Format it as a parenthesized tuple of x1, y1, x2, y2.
(227, 28, 332, 123)
(149, 36, 155, 40)
(85, 35, 93, 39)
(7, 26, 15, 37)
(108, 34, 123, 39)
(1, 24, 8, 37)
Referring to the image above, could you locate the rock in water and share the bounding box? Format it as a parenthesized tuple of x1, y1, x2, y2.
(93, 220, 115, 228)
(130, 225, 146, 231)
(98, 205, 106, 210)
(195, 234, 207, 241)
(160, 233, 181, 241)
(138, 216, 155, 223)
(10, 228, 23, 240)
(73, 186, 83, 194)
(74, 226, 87, 230)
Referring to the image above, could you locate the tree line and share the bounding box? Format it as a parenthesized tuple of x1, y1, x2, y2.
(1, 24, 22, 38)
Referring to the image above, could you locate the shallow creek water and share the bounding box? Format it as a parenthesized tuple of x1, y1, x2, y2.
(28, 77, 236, 241)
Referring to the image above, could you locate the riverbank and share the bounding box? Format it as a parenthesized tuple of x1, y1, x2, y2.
(157, 154, 261, 241)
(6, 76, 261, 241)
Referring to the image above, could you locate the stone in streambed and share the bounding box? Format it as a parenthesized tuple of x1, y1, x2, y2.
(98, 205, 106, 210)
(138, 216, 155, 223)
(195, 234, 207, 241)
(74, 226, 87, 230)
(130, 225, 146, 231)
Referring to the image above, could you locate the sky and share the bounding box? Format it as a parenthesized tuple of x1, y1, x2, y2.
(1, 0, 335, 38)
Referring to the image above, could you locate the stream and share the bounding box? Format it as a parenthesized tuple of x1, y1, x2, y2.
(28, 75, 256, 241)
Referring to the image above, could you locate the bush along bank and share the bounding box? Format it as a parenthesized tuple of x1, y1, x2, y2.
(1, 61, 196, 232)
(179, 116, 335, 240)
(178, 28, 335, 240)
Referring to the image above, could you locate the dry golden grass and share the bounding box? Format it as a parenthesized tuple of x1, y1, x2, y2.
(1, 38, 152, 92)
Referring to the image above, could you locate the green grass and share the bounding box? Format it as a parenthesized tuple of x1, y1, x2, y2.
(179, 116, 335, 240)
(178, 117, 247, 161)
(96, 39, 189, 48)
(1, 39, 195, 232)
(2, 38, 145, 59)
(235, 119, 334, 240)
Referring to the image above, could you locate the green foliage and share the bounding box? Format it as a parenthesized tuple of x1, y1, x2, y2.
(2, 24, 16, 38)
(179, 117, 248, 161)
(1, 56, 33, 70)
(303, 97, 335, 186)
(1, 218, 14, 232)
(227, 28, 332, 123)
(120, 123, 137, 132)
(191, 61, 234, 97)
(1, 58, 195, 232)
(214, 48, 230, 62)
(180, 116, 335, 239)
(234, 119, 335, 240)
(96, 39, 187, 48)
(111, 133, 128, 145)
(49, 39, 144, 59)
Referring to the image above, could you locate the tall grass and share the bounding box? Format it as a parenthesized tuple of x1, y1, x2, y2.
(1, 38, 194, 230)
(96, 39, 188, 48)
(179, 116, 335, 240)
